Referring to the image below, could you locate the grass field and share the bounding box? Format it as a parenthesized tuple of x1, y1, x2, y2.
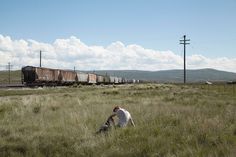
(0, 84, 235, 157)
(0, 70, 22, 84)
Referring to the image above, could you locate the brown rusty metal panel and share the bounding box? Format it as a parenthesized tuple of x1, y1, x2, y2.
(22, 66, 60, 84)
(53, 70, 60, 81)
(35, 67, 56, 82)
(58, 70, 77, 82)
(88, 73, 97, 84)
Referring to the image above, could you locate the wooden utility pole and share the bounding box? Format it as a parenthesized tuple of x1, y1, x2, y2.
(8, 62, 10, 84)
(180, 35, 190, 84)
(40, 50, 42, 67)
(0, 63, 13, 84)
(7, 62, 13, 84)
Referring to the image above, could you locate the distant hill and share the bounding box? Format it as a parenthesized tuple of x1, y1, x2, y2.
(1, 68, 236, 84)
(86, 69, 236, 83)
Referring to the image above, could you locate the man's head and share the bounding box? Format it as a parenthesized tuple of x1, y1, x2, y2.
(113, 106, 120, 112)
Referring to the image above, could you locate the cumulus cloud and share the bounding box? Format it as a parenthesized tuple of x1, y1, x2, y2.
(0, 34, 236, 72)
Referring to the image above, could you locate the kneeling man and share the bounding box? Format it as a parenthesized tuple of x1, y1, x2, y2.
(109, 106, 135, 127)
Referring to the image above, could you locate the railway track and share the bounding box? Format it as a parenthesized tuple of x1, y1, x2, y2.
(0, 84, 26, 88)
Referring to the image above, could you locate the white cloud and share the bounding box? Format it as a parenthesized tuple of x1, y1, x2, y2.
(0, 34, 236, 72)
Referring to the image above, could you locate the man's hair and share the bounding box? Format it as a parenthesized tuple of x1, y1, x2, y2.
(113, 106, 120, 112)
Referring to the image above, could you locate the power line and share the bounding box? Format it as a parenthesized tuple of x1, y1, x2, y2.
(6, 62, 13, 84)
(0, 63, 14, 84)
(180, 35, 190, 84)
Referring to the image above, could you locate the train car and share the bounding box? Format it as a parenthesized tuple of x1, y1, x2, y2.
(96, 75, 104, 84)
(22, 66, 59, 85)
(77, 72, 88, 84)
(126, 79, 133, 84)
(114, 77, 119, 84)
(118, 77, 123, 84)
(109, 76, 115, 83)
(88, 73, 97, 84)
(122, 78, 127, 84)
(22, 65, 133, 86)
(103, 75, 110, 84)
(58, 70, 77, 84)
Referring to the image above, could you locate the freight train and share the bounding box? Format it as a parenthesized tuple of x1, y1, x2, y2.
(22, 66, 138, 86)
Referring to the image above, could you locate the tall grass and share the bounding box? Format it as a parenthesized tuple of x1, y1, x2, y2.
(0, 84, 235, 156)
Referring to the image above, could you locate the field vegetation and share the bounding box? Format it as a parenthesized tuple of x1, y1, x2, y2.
(0, 84, 235, 156)
(0, 70, 22, 84)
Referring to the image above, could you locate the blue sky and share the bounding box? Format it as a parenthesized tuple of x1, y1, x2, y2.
(0, 0, 236, 71)
(1, 0, 236, 57)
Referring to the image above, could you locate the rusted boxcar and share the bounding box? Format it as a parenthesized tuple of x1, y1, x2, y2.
(22, 66, 60, 85)
(22, 66, 131, 86)
(88, 73, 97, 84)
(109, 76, 115, 83)
(77, 72, 88, 83)
(58, 70, 77, 84)
(96, 75, 104, 84)
(103, 75, 110, 84)
(22, 66, 36, 83)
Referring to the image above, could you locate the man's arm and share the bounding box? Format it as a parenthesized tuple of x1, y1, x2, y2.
(129, 117, 135, 127)
(108, 113, 116, 126)
(108, 113, 116, 119)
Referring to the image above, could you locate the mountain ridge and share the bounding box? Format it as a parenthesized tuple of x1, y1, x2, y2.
(84, 68, 236, 83)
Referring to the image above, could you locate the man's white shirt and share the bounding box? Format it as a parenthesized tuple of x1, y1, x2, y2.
(114, 108, 132, 127)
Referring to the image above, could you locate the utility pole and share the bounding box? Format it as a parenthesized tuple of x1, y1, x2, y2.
(7, 62, 13, 84)
(40, 50, 42, 67)
(180, 35, 190, 84)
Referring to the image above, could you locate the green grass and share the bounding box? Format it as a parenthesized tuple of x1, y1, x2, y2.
(0, 70, 22, 84)
(0, 84, 236, 157)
